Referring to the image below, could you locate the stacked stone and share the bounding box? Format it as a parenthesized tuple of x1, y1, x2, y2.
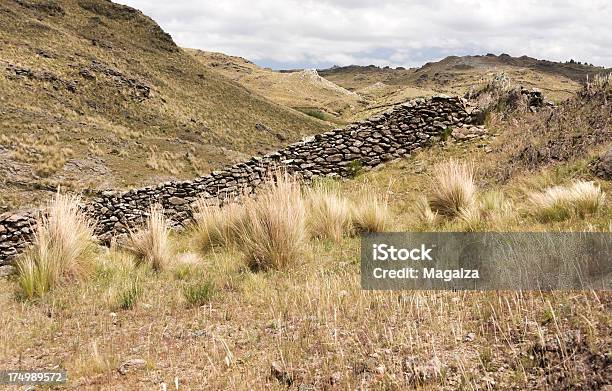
(0, 95, 478, 264)
(0, 210, 37, 266)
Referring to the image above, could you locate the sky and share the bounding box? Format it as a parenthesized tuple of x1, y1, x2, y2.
(116, 0, 612, 70)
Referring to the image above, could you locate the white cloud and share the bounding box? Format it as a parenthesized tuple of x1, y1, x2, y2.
(117, 0, 612, 68)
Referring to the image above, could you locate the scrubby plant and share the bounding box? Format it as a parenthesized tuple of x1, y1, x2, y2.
(192, 198, 244, 250)
(428, 160, 477, 217)
(306, 186, 352, 242)
(237, 173, 308, 271)
(183, 280, 215, 307)
(128, 206, 172, 271)
(529, 180, 606, 221)
(352, 191, 392, 233)
(17, 193, 96, 299)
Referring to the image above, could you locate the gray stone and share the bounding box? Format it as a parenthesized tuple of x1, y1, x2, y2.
(168, 196, 188, 206)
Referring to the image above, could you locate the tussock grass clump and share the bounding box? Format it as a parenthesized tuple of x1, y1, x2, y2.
(238, 173, 308, 271)
(352, 191, 392, 233)
(114, 276, 142, 310)
(414, 196, 438, 229)
(529, 180, 606, 221)
(429, 160, 477, 217)
(17, 193, 96, 299)
(183, 280, 215, 307)
(192, 199, 245, 250)
(128, 206, 172, 271)
(306, 186, 352, 242)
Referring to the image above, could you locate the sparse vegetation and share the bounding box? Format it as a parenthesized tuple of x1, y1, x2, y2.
(1, 3, 610, 389)
(114, 275, 142, 310)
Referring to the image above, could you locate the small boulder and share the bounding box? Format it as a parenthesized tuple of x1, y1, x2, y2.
(0, 265, 16, 278)
(590, 149, 612, 180)
(118, 358, 146, 375)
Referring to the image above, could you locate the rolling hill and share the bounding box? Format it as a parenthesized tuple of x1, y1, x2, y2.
(0, 0, 330, 211)
(319, 53, 611, 112)
(187, 49, 369, 123)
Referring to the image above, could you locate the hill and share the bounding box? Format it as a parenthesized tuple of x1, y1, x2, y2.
(319, 53, 611, 109)
(0, 0, 330, 211)
(187, 49, 371, 123)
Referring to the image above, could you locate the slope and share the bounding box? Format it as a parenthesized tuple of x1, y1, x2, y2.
(187, 49, 368, 123)
(0, 0, 330, 211)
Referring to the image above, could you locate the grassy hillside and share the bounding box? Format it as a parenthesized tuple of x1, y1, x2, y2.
(1, 76, 610, 390)
(187, 50, 369, 124)
(319, 54, 612, 115)
(0, 0, 330, 211)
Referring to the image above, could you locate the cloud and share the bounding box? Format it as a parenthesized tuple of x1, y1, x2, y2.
(117, 0, 612, 68)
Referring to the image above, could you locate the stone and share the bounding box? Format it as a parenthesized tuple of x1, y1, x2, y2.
(118, 359, 147, 375)
(168, 196, 188, 206)
(270, 361, 292, 385)
(590, 149, 612, 180)
(0, 265, 15, 278)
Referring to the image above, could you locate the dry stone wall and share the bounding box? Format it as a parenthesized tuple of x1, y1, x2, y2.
(0, 95, 478, 265)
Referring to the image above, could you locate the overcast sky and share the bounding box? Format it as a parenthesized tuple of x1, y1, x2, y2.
(117, 0, 611, 69)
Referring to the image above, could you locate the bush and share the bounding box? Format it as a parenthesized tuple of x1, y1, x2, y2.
(183, 280, 215, 307)
(17, 193, 96, 299)
(306, 186, 352, 242)
(128, 206, 172, 271)
(352, 191, 392, 233)
(237, 173, 308, 271)
(429, 160, 477, 217)
(529, 181, 606, 222)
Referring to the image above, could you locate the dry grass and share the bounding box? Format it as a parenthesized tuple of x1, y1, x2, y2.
(351, 190, 392, 233)
(529, 180, 606, 221)
(237, 173, 308, 271)
(192, 199, 245, 250)
(306, 186, 352, 242)
(428, 160, 477, 217)
(16, 193, 96, 299)
(413, 196, 438, 229)
(127, 206, 173, 271)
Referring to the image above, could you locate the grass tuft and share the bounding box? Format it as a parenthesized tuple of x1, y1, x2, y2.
(128, 206, 173, 271)
(17, 193, 96, 299)
(429, 160, 477, 217)
(115, 275, 142, 310)
(352, 191, 392, 233)
(306, 186, 352, 242)
(183, 280, 215, 307)
(237, 173, 308, 271)
(529, 180, 606, 222)
(414, 196, 438, 229)
(192, 199, 245, 251)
